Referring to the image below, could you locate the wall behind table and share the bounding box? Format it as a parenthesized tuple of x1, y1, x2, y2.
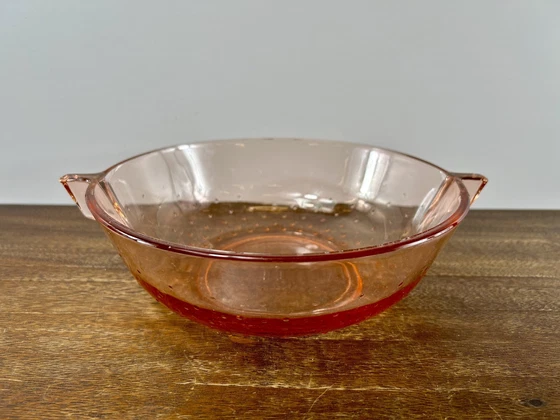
(1, 1, 559, 208)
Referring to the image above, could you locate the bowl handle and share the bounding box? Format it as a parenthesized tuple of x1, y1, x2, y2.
(59, 173, 101, 220)
(451, 173, 488, 205)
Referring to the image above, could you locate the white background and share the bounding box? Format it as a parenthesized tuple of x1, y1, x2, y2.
(1, 1, 559, 208)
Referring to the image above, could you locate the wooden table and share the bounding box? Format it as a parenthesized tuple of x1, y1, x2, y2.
(1, 206, 559, 419)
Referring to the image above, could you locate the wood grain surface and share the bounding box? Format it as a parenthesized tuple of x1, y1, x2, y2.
(0, 206, 559, 419)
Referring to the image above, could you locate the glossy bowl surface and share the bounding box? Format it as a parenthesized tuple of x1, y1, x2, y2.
(61, 138, 486, 336)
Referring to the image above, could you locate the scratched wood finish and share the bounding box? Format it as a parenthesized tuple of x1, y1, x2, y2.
(0, 206, 559, 419)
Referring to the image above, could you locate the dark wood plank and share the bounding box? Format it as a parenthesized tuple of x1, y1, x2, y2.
(1, 206, 559, 419)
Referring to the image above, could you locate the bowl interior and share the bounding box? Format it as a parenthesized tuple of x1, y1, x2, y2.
(90, 139, 464, 256)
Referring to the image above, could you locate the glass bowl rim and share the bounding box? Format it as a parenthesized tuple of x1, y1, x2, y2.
(85, 138, 471, 262)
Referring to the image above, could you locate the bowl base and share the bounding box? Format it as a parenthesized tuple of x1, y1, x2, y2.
(197, 232, 363, 316)
(136, 276, 422, 337)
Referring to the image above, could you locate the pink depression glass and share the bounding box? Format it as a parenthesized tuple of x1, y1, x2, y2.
(60, 138, 487, 336)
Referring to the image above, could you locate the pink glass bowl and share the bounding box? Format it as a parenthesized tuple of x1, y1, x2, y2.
(61, 138, 487, 336)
